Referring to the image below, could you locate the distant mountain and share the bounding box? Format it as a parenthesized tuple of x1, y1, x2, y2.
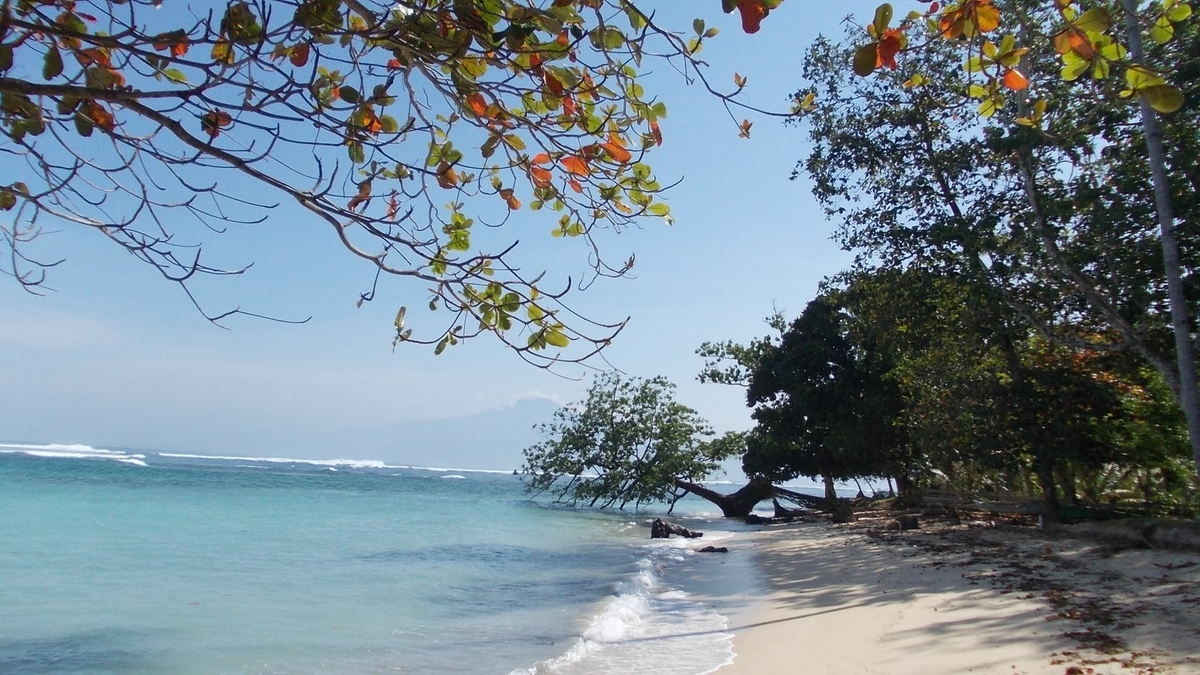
(314, 398, 561, 471)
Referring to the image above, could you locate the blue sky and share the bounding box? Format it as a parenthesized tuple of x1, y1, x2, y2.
(0, 1, 885, 461)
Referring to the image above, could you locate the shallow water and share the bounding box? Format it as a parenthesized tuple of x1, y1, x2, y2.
(0, 444, 752, 674)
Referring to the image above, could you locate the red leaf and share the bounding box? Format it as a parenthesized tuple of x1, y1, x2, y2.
(876, 29, 903, 70)
(737, 0, 767, 34)
(387, 58, 401, 70)
(544, 72, 564, 97)
(290, 43, 310, 67)
(562, 95, 576, 117)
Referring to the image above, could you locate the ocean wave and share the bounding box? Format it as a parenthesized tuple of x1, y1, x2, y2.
(157, 453, 395, 469)
(514, 539, 734, 675)
(0, 443, 148, 466)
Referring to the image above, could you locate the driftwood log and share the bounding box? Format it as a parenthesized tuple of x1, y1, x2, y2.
(650, 518, 703, 539)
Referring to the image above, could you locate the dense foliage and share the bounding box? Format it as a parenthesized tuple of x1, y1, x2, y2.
(520, 372, 739, 510)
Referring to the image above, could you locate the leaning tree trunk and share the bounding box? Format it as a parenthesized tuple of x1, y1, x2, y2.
(674, 477, 775, 518)
(1122, 0, 1200, 480)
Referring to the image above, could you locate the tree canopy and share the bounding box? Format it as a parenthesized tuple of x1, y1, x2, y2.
(520, 371, 741, 510)
(0, 0, 784, 366)
(793, 0, 1200, 475)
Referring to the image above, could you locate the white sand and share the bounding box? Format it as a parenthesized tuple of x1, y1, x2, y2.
(705, 515, 1200, 675)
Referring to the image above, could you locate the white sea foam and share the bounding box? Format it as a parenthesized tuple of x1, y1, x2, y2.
(440, 474, 466, 479)
(157, 453, 395, 469)
(0, 443, 148, 466)
(513, 537, 735, 675)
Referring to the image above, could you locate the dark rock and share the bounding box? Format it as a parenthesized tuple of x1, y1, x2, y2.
(831, 504, 857, 524)
(744, 514, 775, 525)
(650, 518, 703, 539)
(897, 515, 920, 530)
(698, 546, 729, 553)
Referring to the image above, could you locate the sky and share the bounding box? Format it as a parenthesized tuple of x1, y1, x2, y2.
(0, 0, 887, 463)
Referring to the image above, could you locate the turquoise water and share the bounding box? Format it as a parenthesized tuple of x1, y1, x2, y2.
(0, 444, 749, 674)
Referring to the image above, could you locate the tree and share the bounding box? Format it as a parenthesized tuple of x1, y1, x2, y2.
(0, 0, 785, 367)
(521, 371, 787, 517)
(794, 1, 1200, 476)
(743, 297, 908, 501)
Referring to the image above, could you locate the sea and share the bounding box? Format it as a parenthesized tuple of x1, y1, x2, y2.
(0, 442, 779, 674)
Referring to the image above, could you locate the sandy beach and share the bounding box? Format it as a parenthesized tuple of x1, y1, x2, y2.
(705, 512, 1200, 674)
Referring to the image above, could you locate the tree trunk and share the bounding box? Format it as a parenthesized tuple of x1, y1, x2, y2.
(893, 474, 910, 500)
(674, 477, 775, 518)
(1036, 460, 1060, 527)
(822, 475, 837, 504)
(1122, 0, 1200, 481)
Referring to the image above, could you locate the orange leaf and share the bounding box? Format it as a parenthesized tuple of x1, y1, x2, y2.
(531, 153, 552, 166)
(649, 121, 662, 146)
(544, 72, 564, 97)
(361, 107, 384, 135)
(876, 29, 903, 70)
(560, 155, 589, 177)
(290, 43, 310, 67)
(1002, 68, 1029, 90)
(200, 110, 232, 138)
(436, 163, 458, 190)
(737, 0, 767, 34)
(387, 193, 400, 219)
(84, 100, 115, 132)
(467, 92, 488, 117)
(556, 29, 569, 47)
(600, 141, 631, 164)
(530, 166, 553, 188)
(387, 58, 401, 70)
(975, 2, 1000, 32)
(500, 189, 521, 210)
(348, 180, 372, 212)
(562, 95, 576, 117)
(568, 180, 583, 194)
(172, 40, 189, 57)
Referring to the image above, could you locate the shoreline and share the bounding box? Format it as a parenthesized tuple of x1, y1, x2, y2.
(685, 512, 1200, 674)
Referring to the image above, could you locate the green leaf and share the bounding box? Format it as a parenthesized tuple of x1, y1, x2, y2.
(1149, 16, 1174, 44)
(1140, 84, 1185, 113)
(163, 68, 188, 84)
(647, 202, 670, 217)
(873, 3, 894, 32)
(1168, 3, 1193, 21)
(380, 115, 399, 133)
(0, 189, 16, 211)
(43, 46, 63, 81)
(852, 43, 878, 77)
(73, 113, 94, 137)
(1074, 7, 1111, 33)
(0, 46, 12, 73)
(545, 330, 570, 348)
(339, 86, 361, 104)
(1061, 59, 1090, 82)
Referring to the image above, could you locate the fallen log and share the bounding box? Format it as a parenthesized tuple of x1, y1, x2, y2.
(650, 518, 703, 539)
